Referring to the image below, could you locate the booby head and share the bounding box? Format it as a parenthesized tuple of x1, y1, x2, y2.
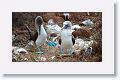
(35, 16, 44, 34)
(62, 21, 72, 29)
(35, 16, 43, 26)
(63, 13, 70, 21)
(48, 19, 55, 26)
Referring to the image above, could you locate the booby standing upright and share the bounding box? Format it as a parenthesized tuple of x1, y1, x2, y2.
(25, 16, 47, 54)
(59, 21, 75, 54)
(35, 16, 47, 54)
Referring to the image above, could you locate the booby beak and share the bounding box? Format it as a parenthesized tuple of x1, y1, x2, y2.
(35, 16, 43, 34)
(39, 25, 41, 34)
(62, 21, 72, 29)
(63, 25, 69, 29)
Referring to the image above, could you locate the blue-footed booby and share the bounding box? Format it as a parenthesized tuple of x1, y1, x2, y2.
(59, 21, 75, 54)
(25, 16, 47, 54)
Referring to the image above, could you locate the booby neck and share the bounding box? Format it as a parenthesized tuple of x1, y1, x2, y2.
(38, 24, 46, 35)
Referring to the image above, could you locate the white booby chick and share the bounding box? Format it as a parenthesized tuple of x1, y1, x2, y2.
(71, 24, 81, 30)
(46, 19, 61, 34)
(84, 46, 92, 55)
(74, 38, 93, 55)
(82, 19, 93, 26)
(59, 21, 75, 54)
(48, 19, 55, 26)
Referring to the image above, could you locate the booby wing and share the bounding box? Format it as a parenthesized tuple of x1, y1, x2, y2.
(58, 37, 75, 45)
(25, 24, 38, 42)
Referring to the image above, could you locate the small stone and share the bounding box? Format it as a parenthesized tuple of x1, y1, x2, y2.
(50, 56, 55, 60)
(24, 58, 28, 61)
(40, 57, 46, 61)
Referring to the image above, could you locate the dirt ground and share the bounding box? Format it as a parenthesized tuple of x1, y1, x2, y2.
(12, 12, 102, 62)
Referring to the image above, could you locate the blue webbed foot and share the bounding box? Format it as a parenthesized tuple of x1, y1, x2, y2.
(35, 47, 44, 54)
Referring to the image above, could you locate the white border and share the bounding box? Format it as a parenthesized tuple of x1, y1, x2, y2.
(0, 0, 114, 74)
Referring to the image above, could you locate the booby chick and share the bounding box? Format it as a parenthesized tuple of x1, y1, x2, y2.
(46, 19, 62, 43)
(25, 16, 47, 54)
(46, 19, 61, 34)
(59, 21, 75, 54)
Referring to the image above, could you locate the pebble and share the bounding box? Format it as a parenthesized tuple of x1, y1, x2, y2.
(40, 57, 46, 61)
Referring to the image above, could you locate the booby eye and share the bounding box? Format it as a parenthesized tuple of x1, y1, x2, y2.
(64, 25, 69, 29)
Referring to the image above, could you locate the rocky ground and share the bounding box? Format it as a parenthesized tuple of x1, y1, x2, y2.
(12, 12, 102, 62)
